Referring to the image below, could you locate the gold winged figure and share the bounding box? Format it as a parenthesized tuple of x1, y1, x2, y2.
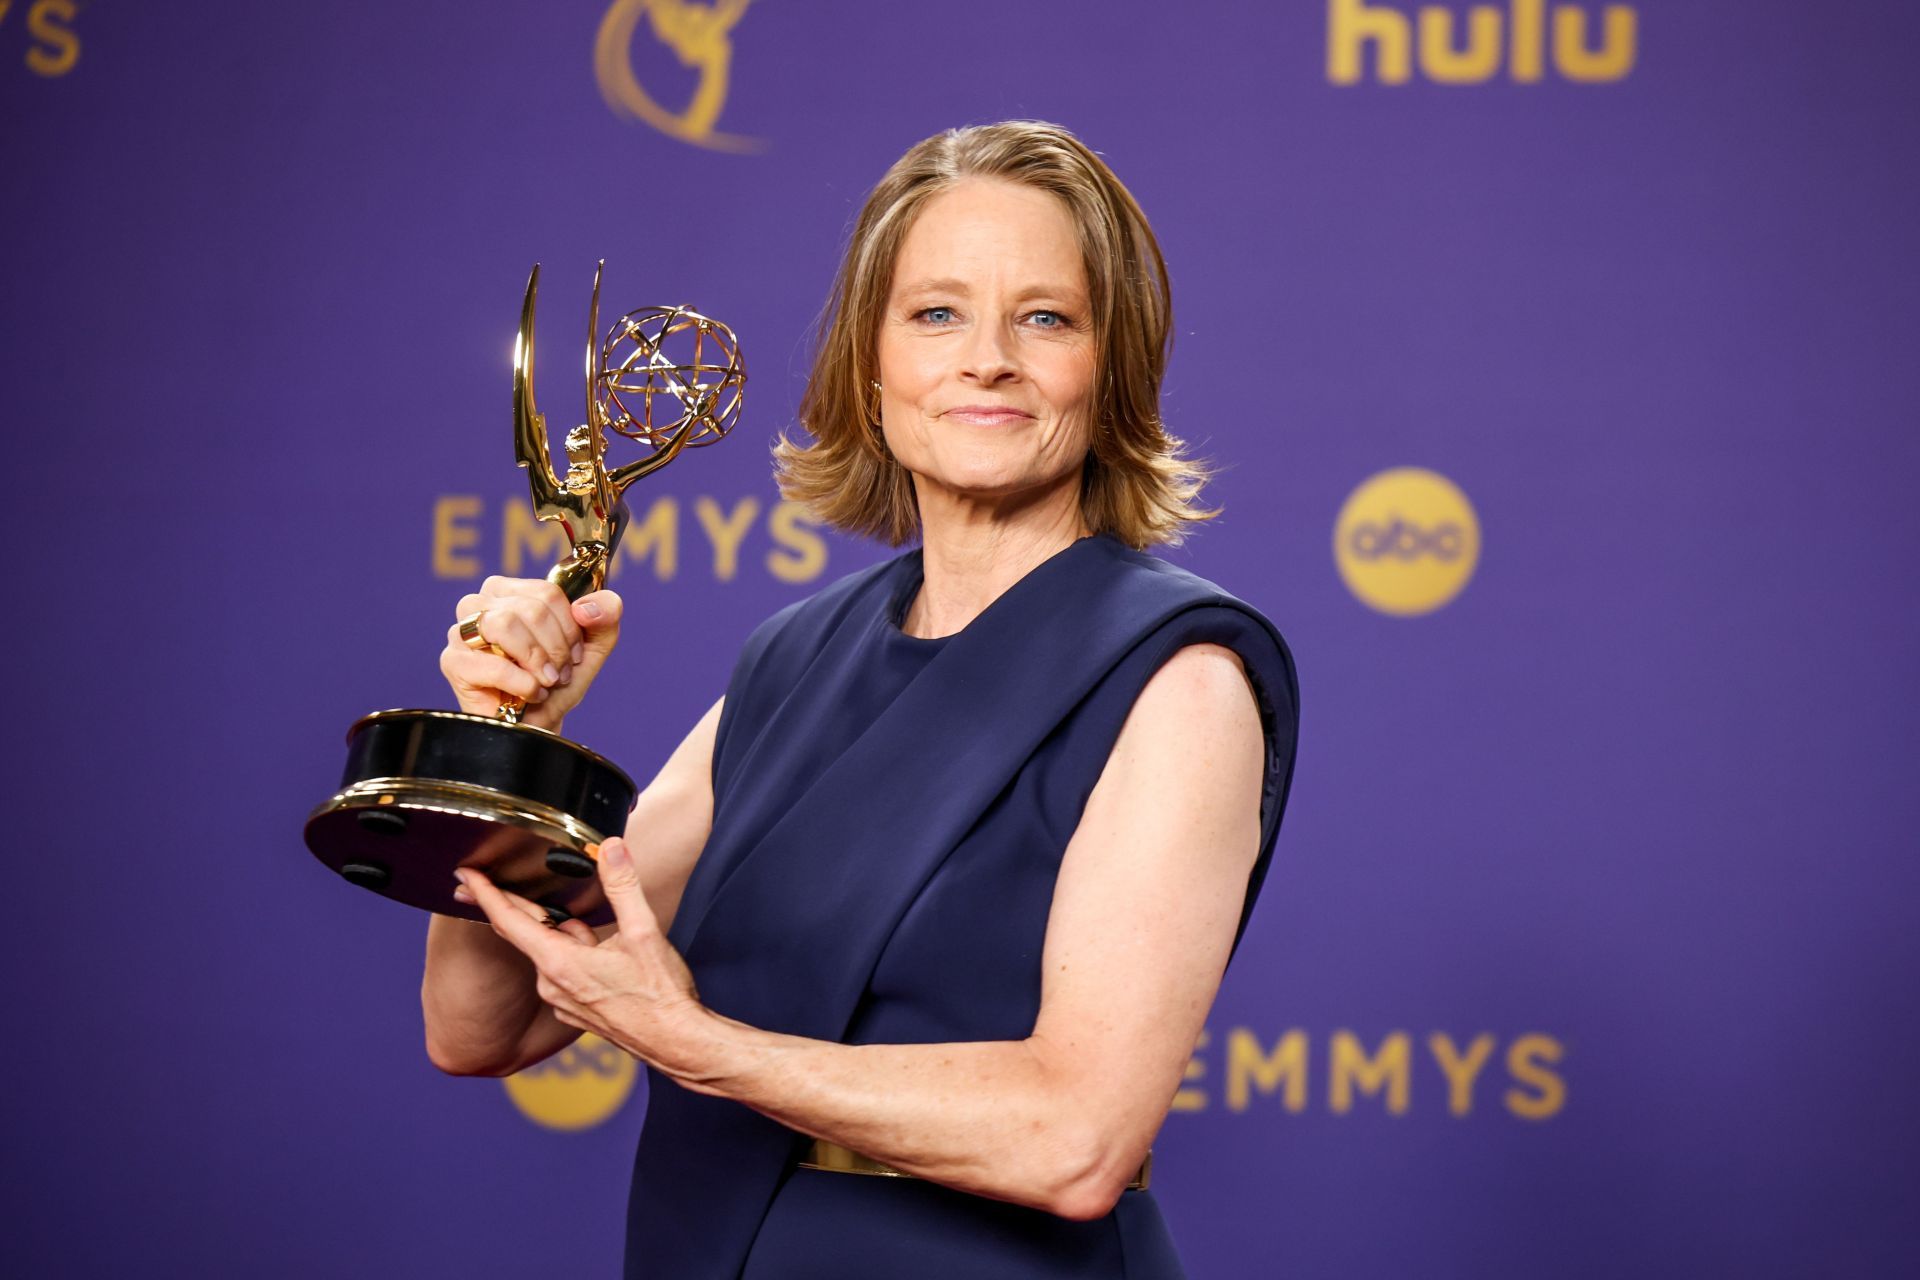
(513, 261, 744, 601)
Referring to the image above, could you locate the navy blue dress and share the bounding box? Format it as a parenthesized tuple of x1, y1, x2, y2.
(625, 534, 1299, 1279)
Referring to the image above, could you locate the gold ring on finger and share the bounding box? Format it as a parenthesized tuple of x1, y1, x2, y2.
(458, 611, 488, 651)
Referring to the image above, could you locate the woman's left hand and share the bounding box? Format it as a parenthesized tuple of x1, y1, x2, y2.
(454, 838, 711, 1078)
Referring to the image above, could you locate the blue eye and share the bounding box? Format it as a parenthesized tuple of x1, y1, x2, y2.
(918, 306, 956, 324)
(1028, 311, 1067, 329)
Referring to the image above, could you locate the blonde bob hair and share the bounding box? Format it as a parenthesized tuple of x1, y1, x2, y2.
(773, 120, 1216, 550)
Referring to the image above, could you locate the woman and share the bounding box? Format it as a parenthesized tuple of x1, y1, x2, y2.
(423, 120, 1299, 1279)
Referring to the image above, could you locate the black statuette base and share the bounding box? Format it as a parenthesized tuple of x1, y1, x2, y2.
(304, 710, 638, 926)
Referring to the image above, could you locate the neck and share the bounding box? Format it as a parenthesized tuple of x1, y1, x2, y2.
(904, 481, 1091, 639)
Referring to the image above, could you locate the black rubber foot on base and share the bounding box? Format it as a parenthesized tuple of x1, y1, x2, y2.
(356, 808, 409, 836)
(341, 862, 392, 891)
(546, 847, 597, 879)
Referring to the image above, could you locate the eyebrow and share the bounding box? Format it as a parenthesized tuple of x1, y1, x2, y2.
(893, 278, 1090, 305)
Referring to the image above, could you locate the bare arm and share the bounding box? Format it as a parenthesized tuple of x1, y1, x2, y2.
(422, 695, 723, 1076)
(665, 644, 1266, 1220)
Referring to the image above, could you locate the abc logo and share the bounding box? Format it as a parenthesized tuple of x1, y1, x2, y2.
(502, 1033, 637, 1131)
(1333, 467, 1480, 615)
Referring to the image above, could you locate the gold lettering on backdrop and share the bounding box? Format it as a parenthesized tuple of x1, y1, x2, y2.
(765, 500, 827, 583)
(433, 496, 484, 577)
(1328, 0, 1636, 85)
(1226, 1028, 1310, 1112)
(595, 0, 762, 153)
(1328, 0, 1412, 84)
(1553, 4, 1637, 81)
(432, 493, 826, 585)
(7, 0, 81, 77)
(1503, 1033, 1567, 1119)
(1330, 1030, 1412, 1114)
(1178, 1027, 1565, 1118)
(1427, 1032, 1497, 1116)
(1418, 7, 1503, 83)
(1510, 0, 1545, 81)
(694, 495, 760, 581)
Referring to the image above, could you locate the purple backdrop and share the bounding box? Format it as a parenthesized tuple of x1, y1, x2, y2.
(4, 2, 1917, 1276)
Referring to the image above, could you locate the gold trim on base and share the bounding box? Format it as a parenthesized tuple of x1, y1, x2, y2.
(308, 775, 608, 855)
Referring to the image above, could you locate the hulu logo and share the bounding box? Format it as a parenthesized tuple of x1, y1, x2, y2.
(1329, 0, 1637, 85)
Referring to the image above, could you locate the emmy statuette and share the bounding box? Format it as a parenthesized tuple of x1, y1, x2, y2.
(303, 263, 744, 925)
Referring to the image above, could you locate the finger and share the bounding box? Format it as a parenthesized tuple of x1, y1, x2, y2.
(571, 591, 623, 665)
(572, 590, 622, 628)
(489, 581, 577, 676)
(455, 870, 554, 926)
(440, 645, 547, 705)
(476, 606, 562, 688)
(513, 596, 575, 684)
(484, 585, 578, 678)
(595, 837, 661, 938)
(455, 869, 571, 960)
(528, 581, 586, 667)
(555, 918, 598, 946)
(496, 884, 563, 926)
(449, 882, 557, 916)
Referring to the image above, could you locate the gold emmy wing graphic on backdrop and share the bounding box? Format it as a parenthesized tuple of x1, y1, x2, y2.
(304, 263, 744, 926)
(595, 0, 761, 152)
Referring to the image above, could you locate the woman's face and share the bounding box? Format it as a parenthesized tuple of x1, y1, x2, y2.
(876, 178, 1096, 521)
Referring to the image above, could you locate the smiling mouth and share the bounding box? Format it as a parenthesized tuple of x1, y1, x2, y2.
(943, 406, 1034, 425)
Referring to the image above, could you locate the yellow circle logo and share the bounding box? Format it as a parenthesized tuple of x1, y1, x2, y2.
(502, 1034, 637, 1131)
(1333, 468, 1480, 616)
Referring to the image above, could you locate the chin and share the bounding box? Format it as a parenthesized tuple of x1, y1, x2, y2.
(926, 464, 1075, 508)
(904, 437, 1084, 507)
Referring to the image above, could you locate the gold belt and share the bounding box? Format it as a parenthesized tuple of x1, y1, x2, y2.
(798, 1140, 1152, 1192)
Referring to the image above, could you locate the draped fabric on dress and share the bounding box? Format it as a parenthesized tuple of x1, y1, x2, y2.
(623, 534, 1299, 1279)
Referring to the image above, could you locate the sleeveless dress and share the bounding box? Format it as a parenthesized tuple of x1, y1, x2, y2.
(624, 533, 1300, 1279)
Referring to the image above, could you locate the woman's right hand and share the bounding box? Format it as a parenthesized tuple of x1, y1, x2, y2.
(440, 577, 623, 731)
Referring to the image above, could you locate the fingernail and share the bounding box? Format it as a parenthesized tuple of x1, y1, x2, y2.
(534, 687, 549, 702)
(453, 869, 468, 884)
(452, 886, 475, 904)
(601, 838, 630, 870)
(580, 601, 603, 621)
(559, 666, 572, 685)
(541, 662, 559, 685)
(571, 642, 585, 665)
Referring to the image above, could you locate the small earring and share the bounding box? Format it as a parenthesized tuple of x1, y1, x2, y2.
(869, 380, 883, 393)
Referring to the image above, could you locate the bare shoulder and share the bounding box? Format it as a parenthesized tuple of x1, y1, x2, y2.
(1080, 641, 1264, 866)
(1119, 643, 1261, 762)
(1140, 642, 1253, 702)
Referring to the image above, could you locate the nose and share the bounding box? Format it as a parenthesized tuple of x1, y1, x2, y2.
(958, 317, 1019, 386)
